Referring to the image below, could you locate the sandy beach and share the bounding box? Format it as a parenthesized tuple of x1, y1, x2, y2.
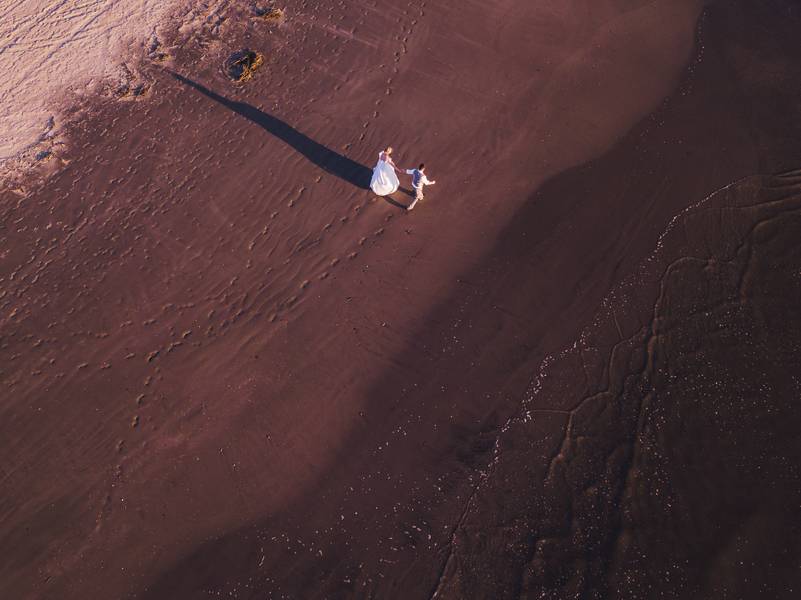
(1, 1, 800, 598)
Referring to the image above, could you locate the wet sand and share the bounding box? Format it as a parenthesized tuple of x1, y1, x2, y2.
(1, 1, 800, 598)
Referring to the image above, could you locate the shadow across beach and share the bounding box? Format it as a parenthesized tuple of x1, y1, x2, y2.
(171, 72, 371, 189)
(381, 187, 416, 210)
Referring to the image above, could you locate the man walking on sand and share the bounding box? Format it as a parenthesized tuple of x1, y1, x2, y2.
(405, 163, 436, 211)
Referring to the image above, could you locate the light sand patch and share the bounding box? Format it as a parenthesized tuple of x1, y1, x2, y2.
(0, 0, 186, 163)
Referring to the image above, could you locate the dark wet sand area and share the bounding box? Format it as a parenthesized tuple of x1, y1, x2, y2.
(1, 1, 801, 598)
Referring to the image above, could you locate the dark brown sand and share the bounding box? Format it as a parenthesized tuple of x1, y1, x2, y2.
(1, 1, 800, 598)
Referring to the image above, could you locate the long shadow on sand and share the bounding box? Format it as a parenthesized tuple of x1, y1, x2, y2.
(382, 187, 416, 210)
(171, 72, 371, 189)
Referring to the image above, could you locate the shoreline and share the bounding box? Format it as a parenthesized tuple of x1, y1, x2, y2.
(2, 1, 800, 598)
(139, 4, 801, 595)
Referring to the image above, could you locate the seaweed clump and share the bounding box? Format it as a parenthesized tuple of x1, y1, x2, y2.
(225, 50, 264, 82)
(254, 6, 285, 23)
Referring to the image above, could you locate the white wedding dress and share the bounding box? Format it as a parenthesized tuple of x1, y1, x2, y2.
(370, 152, 400, 196)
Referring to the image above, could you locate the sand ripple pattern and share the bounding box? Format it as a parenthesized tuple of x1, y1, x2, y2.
(0, 0, 183, 161)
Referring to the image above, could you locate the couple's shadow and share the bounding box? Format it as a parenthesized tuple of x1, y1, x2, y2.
(171, 71, 413, 209)
(384, 187, 416, 210)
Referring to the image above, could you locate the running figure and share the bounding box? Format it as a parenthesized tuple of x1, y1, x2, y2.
(405, 163, 436, 211)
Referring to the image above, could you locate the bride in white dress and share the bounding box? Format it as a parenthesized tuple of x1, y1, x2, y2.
(370, 146, 400, 196)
